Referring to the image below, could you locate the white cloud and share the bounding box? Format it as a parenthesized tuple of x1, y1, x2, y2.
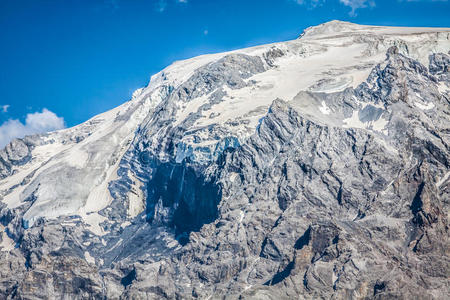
(0, 108, 65, 148)
(340, 0, 375, 16)
(1, 105, 9, 113)
(177, 0, 188, 3)
(292, 0, 376, 15)
(203, 29, 209, 35)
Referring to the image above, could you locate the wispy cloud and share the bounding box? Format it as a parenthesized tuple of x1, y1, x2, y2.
(292, 0, 375, 16)
(292, 0, 325, 8)
(0, 108, 65, 148)
(1, 105, 9, 113)
(339, 0, 375, 16)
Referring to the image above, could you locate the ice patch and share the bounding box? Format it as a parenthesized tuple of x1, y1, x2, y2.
(79, 212, 107, 236)
(121, 221, 132, 229)
(84, 251, 95, 264)
(414, 101, 435, 110)
(318, 101, 331, 115)
(229, 172, 239, 183)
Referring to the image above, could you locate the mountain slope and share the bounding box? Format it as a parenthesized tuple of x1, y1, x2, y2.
(0, 21, 449, 299)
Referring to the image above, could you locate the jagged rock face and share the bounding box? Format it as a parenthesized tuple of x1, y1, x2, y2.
(0, 139, 32, 179)
(0, 21, 449, 299)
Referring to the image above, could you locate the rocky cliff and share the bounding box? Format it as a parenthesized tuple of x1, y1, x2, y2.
(0, 21, 449, 299)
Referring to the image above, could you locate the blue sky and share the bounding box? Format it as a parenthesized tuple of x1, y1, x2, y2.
(0, 0, 449, 146)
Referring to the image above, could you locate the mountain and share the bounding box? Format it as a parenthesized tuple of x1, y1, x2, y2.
(0, 20, 449, 299)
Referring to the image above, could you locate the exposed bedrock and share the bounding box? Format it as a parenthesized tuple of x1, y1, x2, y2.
(0, 22, 449, 299)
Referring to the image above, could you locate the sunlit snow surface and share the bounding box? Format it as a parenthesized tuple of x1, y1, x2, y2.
(1, 21, 449, 232)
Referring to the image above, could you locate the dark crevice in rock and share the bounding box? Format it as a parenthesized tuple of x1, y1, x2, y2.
(411, 182, 425, 216)
(264, 260, 295, 286)
(294, 227, 311, 250)
(337, 186, 343, 205)
(411, 233, 424, 253)
(259, 237, 268, 257)
(146, 160, 221, 245)
(332, 235, 339, 245)
(121, 269, 136, 288)
(373, 281, 386, 296)
(303, 270, 309, 291)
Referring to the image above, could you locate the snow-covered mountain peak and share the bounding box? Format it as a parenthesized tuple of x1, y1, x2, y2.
(0, 21, 449, 239)
(299, 20, 362, 38)
(0, 21, 449, 299)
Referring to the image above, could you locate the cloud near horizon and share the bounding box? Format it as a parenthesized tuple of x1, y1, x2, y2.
(0, 108, 65, 148)
(291, 0, 374, 15)
(293, 0, 447, 16)
(339, 0, 375, 16)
